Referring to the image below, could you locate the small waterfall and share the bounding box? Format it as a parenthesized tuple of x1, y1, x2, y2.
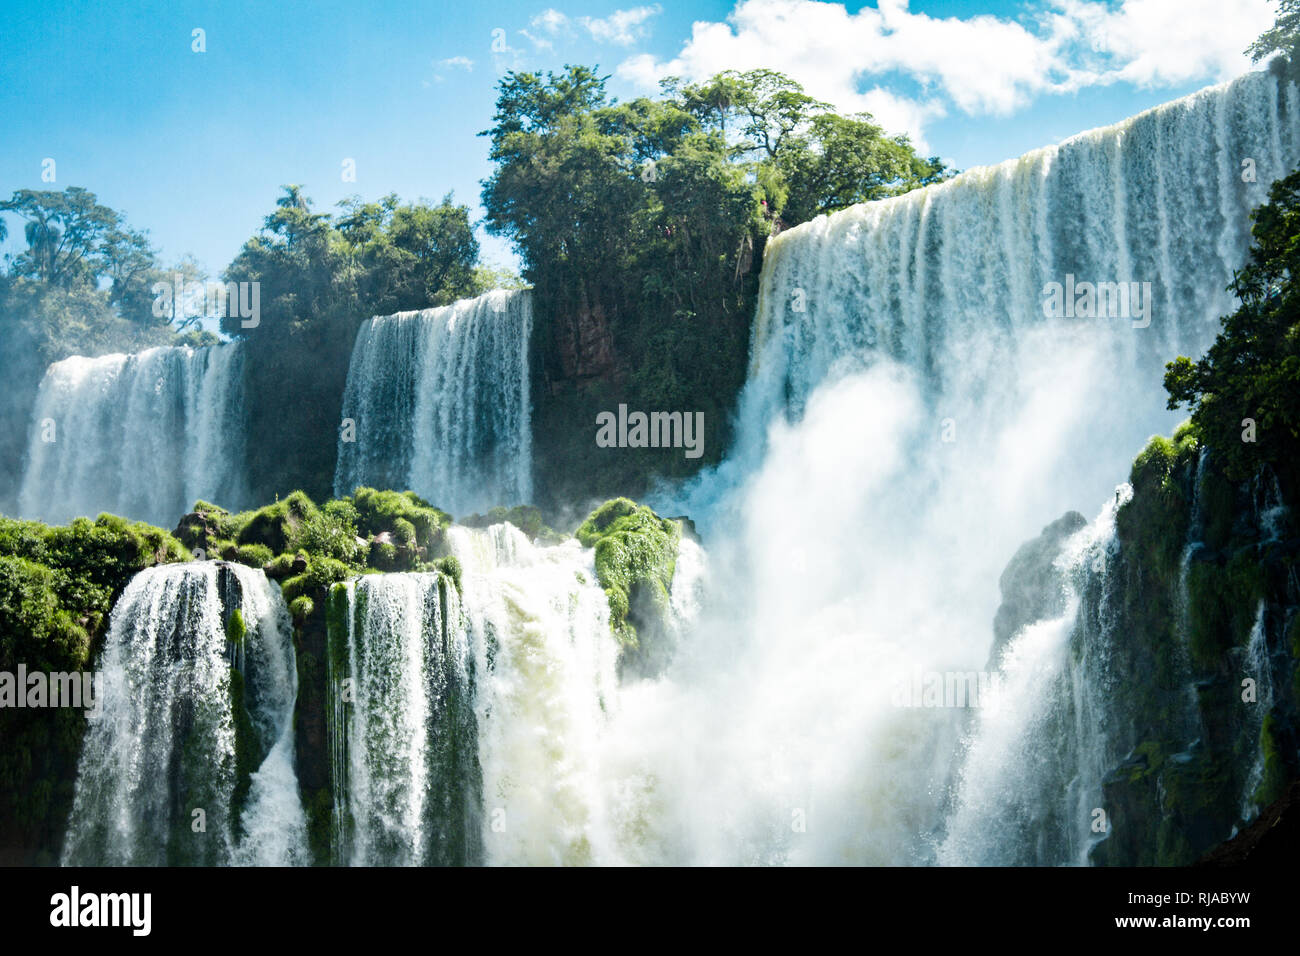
(327, 571, 480, 866)
(1239, 600, 1273, 820)
(449, 524, 620, 865)
(18, 344, 247, 527)
(333, 289, 532, 516)
(62, 562, 306, 866)
(939, 489, 1129, 865)
(325, 522, 702, 866)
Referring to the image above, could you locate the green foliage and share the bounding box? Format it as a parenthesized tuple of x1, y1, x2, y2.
(282, 557, 351, 605)
(1116, 433, 1197, 581)
(232, 491, 320, 555)
(232, 544, 273, 569)
(0, 188, 210, 499)
(350, 487, 450, 553)
(0, 511, 187, 863)
(1185, 554, 1264, 670)
(435, 555, 463, 597)
(1165, 168, 1300, 488)
(576, 498, 680, 651)
(289, 595, 315, 621)
(1249, 4, 1300, 62)
(220, 186, 493, 502)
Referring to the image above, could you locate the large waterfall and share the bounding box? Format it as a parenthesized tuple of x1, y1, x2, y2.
(333, 289, 532, 517)
(639, 68, 1300, 863)
(18, 344, 247, 527)
(62, 561, 307, 866)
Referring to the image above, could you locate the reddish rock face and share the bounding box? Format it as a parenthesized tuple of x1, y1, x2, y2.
(555, 291, 618, 386)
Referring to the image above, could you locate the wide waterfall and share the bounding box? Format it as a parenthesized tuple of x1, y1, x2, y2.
(18, 344, 247, 527)
(333, 289, 532, 517)
(640, 68, 1300, 863)
(62, 561, 307, 866)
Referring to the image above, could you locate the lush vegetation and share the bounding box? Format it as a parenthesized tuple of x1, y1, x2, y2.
(481, 66, 949, 506)
(575, 497, 682, 677)
(1164, 168, 1300, 490)
(218, 187, 501, 503)
(0, 513, 189, 863)
(0, 188, 217, 505)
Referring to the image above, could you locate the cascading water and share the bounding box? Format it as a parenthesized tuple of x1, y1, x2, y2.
(327, 571, 480, 866)
(324, 521, 705, 866)
(939, 489, 1131, 866)
(62, 561, 307, 866)
(18, 344, 247, 527)
(450, 523, 620, 865)
(637, 68, 1300, 864)
(50, 70, 1300, 868)
(333, 289, 532, 517)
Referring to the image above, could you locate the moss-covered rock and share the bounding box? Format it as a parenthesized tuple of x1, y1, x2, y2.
(576, 498, 681, 678)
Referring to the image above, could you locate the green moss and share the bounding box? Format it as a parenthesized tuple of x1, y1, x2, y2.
(1186, 552, 1264, 671)
(227, 664, 258, 840)
(282, 557, 351, 604)
(1253, 713, 1289, 808)
(435, 555, 463, 597)
(289, 595, 315, 621)
(0, 511, 189, 862)
(232, 543, 273, 569)
(225, 608, 246, 646)
(575, 499, 680, 675)
(228, 491, 320, 555)
(1197, 462, 1236, 551)
(1116, 434, 1195, 581)
(350, 487, 450, 553)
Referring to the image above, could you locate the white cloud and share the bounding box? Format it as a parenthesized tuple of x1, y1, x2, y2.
(529, 5, 663, 46)
(531, 9, 571, 35)
(439, 56, 474, 72)
(616, 0, 1275, 148)
(581, 5, 662, 45)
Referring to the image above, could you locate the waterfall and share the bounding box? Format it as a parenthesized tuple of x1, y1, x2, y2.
(324, 521, 704, 866)
(638, 69, 1300, 863)
(327, 571, 479, 866)
(18, 343, 247, 527)
(333, 289, 532, 517)
(62, 562, 307, 866)
(939, 489, 1130, 865)
(450, 524, 620, 865)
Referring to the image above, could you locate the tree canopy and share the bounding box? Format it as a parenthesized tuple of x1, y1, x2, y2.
(1165, 168, 1300, 485)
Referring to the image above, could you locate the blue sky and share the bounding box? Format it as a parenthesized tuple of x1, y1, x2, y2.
(0, 0, 1279, 277)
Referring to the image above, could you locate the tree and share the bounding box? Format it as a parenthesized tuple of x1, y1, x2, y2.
(480, 66, 950, 504)
(1165, 169, 1300, 485)
(221, 185, 487, 501)
(1249, 0, 1300, 62)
